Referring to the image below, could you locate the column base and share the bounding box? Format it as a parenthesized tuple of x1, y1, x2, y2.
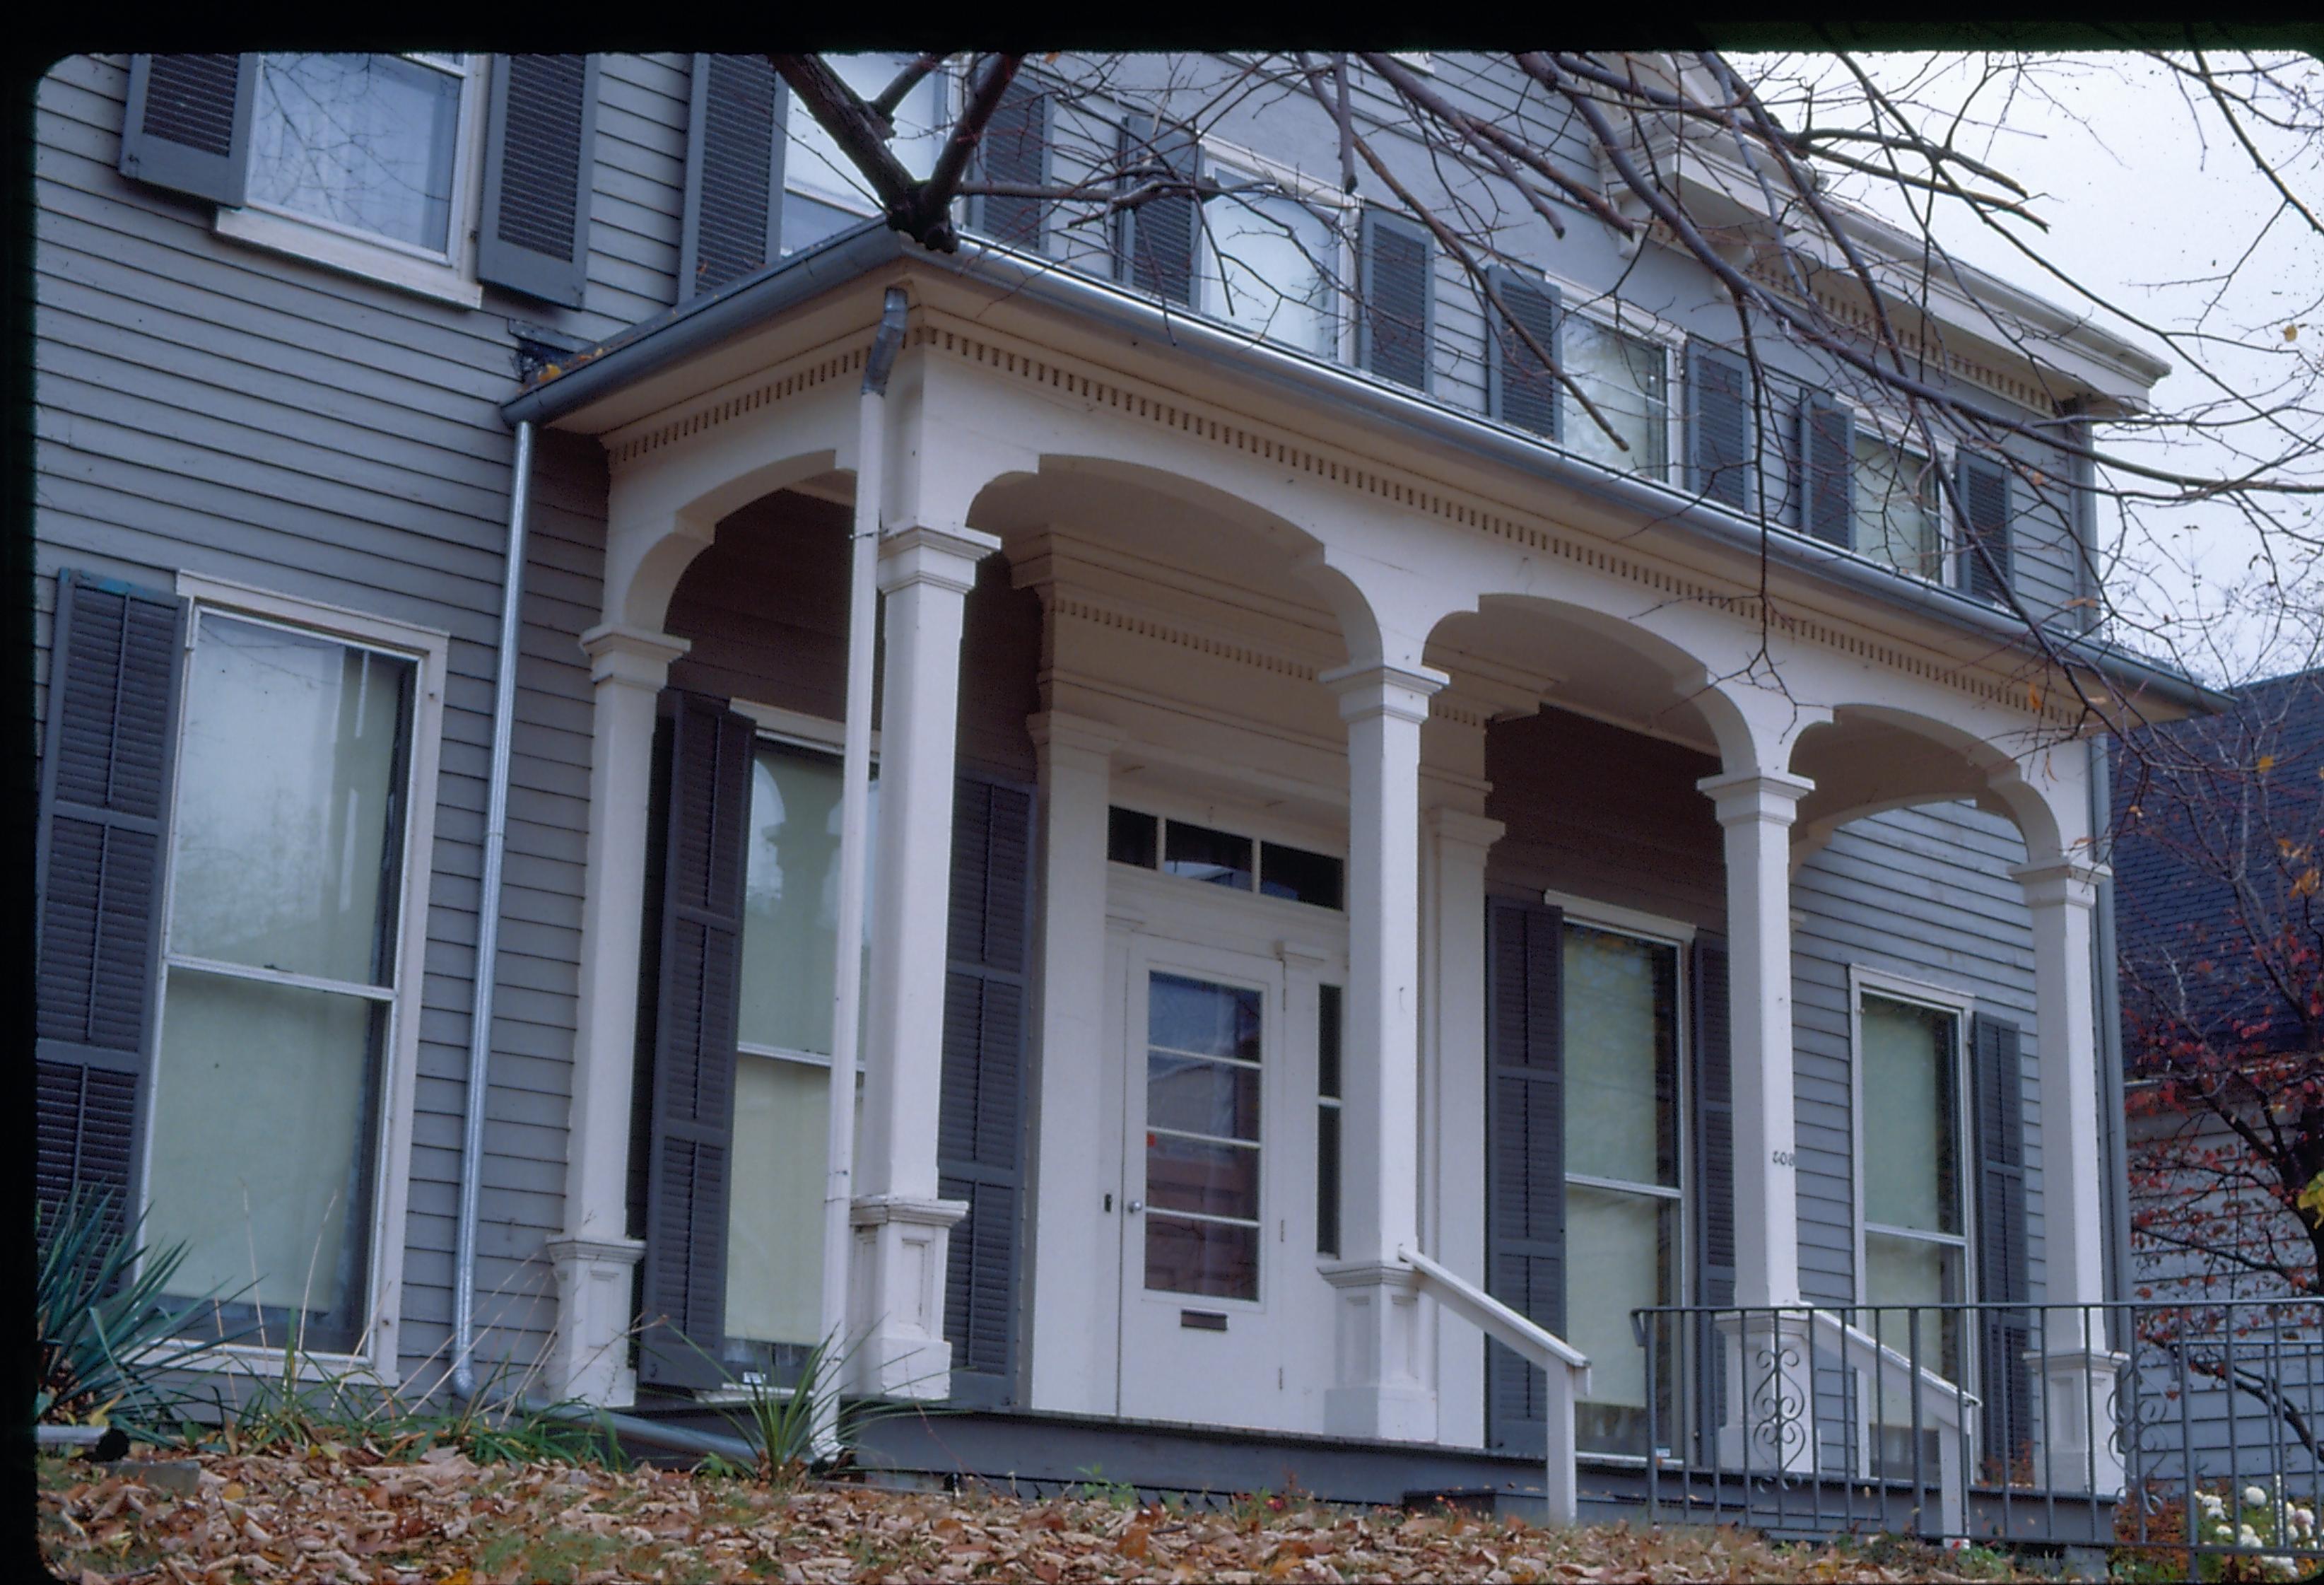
(2029, 1345, 2128, 1497)
(544, 1235, 645, 1407)
(846, 1195, 968, 1400)
(1321, 1260, 1438, 1441)
(1715, 1311, 1818, 1475)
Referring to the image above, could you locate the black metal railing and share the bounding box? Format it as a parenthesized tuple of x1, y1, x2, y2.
(1623, 1297, 2323, 1576)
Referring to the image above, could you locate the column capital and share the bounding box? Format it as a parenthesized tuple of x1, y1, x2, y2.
(1028, 710, 1127, 760)
(876, 523, 1002, 596)
(1696, 768, 1816, 828)
(1424, 806, 1506, 854)
(579, 624, 691, 689)
(2009, 857, 2109, 910)
(1319, 660, 1449, 725)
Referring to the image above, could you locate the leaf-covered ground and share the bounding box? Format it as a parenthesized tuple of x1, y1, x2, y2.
(39, 1447, 2050, 1583)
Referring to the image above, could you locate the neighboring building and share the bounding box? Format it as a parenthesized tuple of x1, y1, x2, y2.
(2113, 669, 2324, 1491)
(32, 53, 2214, 1519)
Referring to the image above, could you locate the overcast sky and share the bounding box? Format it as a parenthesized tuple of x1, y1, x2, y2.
(1774, 52, 2324, 685)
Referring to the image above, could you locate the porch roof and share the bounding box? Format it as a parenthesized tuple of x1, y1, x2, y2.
(501, 221, 2225, 720)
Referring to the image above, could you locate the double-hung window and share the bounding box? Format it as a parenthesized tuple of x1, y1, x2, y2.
(1856, 988, 1971, 1463)
(1563, 316, 1669, 479)
(722, 738, 874, 1378)
(1562, 920, 1683, 1456)
(146, 606, 423, 1358)
(780, 52, 944, 256)
(1853, 434, 1944, 582)
(1199, 159, 1340, 359)
(218, 54, 486, 304)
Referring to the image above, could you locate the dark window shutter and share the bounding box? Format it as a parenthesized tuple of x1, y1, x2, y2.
(35, 571, 187, 1250)
(1689, 935, 1735, 1459)
(1486, 269, 1561, 441)
(635, 690, 754, 1390)
(477, 54, 600, 308)
(1486, 896, 1564, 1456)
(1797, 394, 1855, 548)
(679, 54, 785, 301)
(969, 77, 1049, 251)
(939, 775, 1035, 1403)
(1359, 208, 1432, 390)
(1955, 453, 2014, 604)
(118, 54, 256, 207)
(1970, 1011, 2033, 1480)
(1686, 342, 1754, 510)
(1116, 115, 1198, 305)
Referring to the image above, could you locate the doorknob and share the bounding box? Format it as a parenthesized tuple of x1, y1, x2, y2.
(1126, 1199, 1146, 1214)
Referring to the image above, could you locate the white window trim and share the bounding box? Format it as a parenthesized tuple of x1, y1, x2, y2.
(1197, 137, 1358, 364)
(156, 571, 450, 1381)
(1838, 404, 1956, 586)
(1845, 966, 1978, 1319)
(214, 53, 490, 310)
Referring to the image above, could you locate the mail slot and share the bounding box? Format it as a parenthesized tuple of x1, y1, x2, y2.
(1180, 1309, 1228, 1331)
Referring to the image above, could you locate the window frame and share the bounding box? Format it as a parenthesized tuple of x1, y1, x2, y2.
(1195, 136, 1356, 364)
(1840, 407, 1956, 587)
(1527, 282, 1681, 484)
(1846, 966, 1978, 1351)
(214, 52, 491, 309)
(143, 571, 449, 1380)
(1544, 891, 1691, 1459)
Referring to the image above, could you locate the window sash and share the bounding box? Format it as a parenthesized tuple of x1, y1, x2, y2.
(244, 53, 474, 264)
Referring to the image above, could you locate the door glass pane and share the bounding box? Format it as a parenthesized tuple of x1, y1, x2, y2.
(1563, 319, 1669, 477)
(1143, 972, 1263, 1301)
(1204, 181, 1337, 356)
(1562, 925, 1679, 1187)
(1566, 1184, 1676, 1455)
(250, 54, 462, 252)
(170, 615, 414, 986)
(738, 745, 875, 1055)
(1862, 996, 1960, 1234)
(724, 1054, 864, 1356)
(146, 968, 382, 1351)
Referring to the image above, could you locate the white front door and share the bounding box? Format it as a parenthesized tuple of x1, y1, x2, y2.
(1115, 935, 1296, 1429)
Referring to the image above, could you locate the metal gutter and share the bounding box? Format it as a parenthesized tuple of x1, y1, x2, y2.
(451, 419, 534, 1400)
(503, 226, 2225, 718)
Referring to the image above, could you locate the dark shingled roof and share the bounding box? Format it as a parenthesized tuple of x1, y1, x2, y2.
(2113, 667, 2324, 1069)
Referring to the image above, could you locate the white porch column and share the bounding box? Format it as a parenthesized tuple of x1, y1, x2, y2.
(547, 624, 690, 1405)
(847, 522, 999, 1398)
(2012, 855, 2124, 1495)
(1023, 710, 1126, 1414)
(1422, 807, 1503, 1451)
(1318, 660, 1445, 1441)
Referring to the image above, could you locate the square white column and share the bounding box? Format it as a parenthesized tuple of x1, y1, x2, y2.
(546, 624, 688, 1405)
(1696, 768, 1814, 1312)
(1317, 660, 1445, 1441)
(847, 523, 999, 1398)
(1023, 710, 1127, 1415)
(2012, 856, 2125, 1496)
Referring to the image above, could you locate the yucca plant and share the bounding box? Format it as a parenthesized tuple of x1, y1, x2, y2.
(35, 1186, 250, 1430)
(703, 1328, 953, 1489)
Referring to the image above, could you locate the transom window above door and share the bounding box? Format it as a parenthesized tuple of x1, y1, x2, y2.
(1107, 807, 1343, 911)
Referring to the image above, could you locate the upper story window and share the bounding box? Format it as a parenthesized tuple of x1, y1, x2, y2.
(1853, 433, 1944, 582)
(781, 52, 944, 255)
(1201, 160, 1341, 359)
(1564, 316, 1670, 479)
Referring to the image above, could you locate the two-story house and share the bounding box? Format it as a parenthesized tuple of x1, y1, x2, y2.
(32, 51, 2219, 1527)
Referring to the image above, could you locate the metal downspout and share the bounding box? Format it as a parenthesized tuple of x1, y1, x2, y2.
(814, 287, 910, 1454)
(452, 419, 536, 1400)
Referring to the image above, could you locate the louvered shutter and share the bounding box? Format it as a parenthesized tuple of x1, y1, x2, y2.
(1797, 394, 1855, 547)
(1689, 935, 1736, 1458)
(1686, 342, 1754, 510)
(1116, 115, 1197, 305)
(119, 54, 256, 206)
(970, 77, 1049, 251)
(635, 690, 754, 1389)
(35, 573, 187, 1250)
(477, 54, 600, 308)
(938, 775, 1035, 1404)
(1486, 268, 1561, 441)
(1359, 208, 1432, 391)
(1955, 453, 2014, 604)
(679, 54, 785, 301)
(1969, 1012, 2033, 1481)
(1486, 897, 1564, 1456)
